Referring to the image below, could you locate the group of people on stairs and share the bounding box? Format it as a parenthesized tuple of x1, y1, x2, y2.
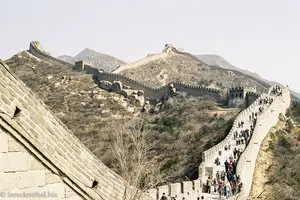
(203, 85, 282, 200)
(157, 85, 282, 200)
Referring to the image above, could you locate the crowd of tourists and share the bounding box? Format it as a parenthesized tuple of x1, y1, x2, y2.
(159, 86, 282, 200)
(204, 86, 282, 199)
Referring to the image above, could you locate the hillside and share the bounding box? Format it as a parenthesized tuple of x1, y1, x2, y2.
(4, 51, 138, 159)
(117, 51, 268, 92)
(141, 96, 239, 182)
(249, 102, 300, 199)
(5, 49, 240, 185)
(58, 48, 126, 72)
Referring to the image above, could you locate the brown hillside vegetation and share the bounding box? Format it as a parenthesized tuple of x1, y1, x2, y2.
(5, 51, 238, 185)
(137, 96, 239, 183)
(250, 102, 300, 200)
(118, 52, 266, 92)
(5, 51, 138, 158)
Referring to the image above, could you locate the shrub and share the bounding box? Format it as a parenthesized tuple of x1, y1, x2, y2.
(278, 135, 292, 149)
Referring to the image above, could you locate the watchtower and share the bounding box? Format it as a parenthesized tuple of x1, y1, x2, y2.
(74, 60, 85, 71)
(162, 43, 174, 54)
(228, 87, 257, 108)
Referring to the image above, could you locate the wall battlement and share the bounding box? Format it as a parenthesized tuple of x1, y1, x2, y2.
(229, 87, 257, 93)
(228, 86, 260, 108)
(28, 41, 224, 102)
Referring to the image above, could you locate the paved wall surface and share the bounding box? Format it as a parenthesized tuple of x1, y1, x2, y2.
(235, 88, 290, 200)
(0, 127, 82, 200)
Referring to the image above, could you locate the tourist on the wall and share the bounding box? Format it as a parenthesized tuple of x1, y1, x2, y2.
(218, 180, 225, 198)
(206, 176, 212, 193)
(224, 160, 229, 172)
(160, 193, 167, 200)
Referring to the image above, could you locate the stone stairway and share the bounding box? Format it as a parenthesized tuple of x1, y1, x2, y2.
(201, 86, 289, 200)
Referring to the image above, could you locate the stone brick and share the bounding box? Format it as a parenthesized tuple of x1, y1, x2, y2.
(45, 172, 62, 184)
(65, 186, 78, 198)
(62, 196, 83, 200)
(0, 170, 45, 190)
(0, 152, 30, 172)
(170, 183, 181, 197)
(42, 183, 66, 199)
(0, 94, 11, 105)
(29, 157, 45, 170)
(0, 130, 9, 153)
(17, 97, 29, 109)
(8, 138, 27, 152)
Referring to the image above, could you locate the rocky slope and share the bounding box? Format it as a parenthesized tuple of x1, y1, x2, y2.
(58, 48, 126, 72)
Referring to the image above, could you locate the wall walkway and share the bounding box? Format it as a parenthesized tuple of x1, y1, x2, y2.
(235, 87, 290, 200)
(148, 86, 290, 200)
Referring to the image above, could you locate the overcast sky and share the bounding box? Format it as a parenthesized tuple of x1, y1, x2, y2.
(1, 0, 299, 93)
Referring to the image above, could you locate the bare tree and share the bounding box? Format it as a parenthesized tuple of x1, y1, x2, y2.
(110, 119, 165, 200)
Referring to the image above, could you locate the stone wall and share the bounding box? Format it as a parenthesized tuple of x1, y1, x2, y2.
(235, 87, 290, 200)
(0, 127, 82, 200)
(0, 60, 153, 200)
(92, 71, 223, 102)
(147, 179, 202, 200)
(148, 85, 282, 199)
(228, 87, 260, 108)
(28, 41, 223, 103)
(29, 41, 72, 67)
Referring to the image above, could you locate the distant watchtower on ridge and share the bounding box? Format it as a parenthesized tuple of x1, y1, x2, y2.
(228, 87, 259, 108)
(162, 43, 174, 54)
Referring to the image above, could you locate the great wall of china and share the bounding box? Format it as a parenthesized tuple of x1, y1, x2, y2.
(29, 41, 262, 107)
(147, 85, 290, 200)
(0, 60, 153, 200)
(0, 41, 291, 200)
(29, 41, 224, 103)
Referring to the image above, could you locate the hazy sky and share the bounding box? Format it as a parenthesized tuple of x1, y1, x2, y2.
(1, 0, 299, 92)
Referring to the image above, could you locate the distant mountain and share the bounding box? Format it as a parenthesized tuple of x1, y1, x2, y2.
(58, 48, 126, 72)
(196, 54, 300, 100)
(196, 54, 263, 80)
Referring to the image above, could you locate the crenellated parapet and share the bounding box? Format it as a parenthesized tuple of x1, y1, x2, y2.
(228, 86, 260, 108)
(27, 41, 225, 103)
